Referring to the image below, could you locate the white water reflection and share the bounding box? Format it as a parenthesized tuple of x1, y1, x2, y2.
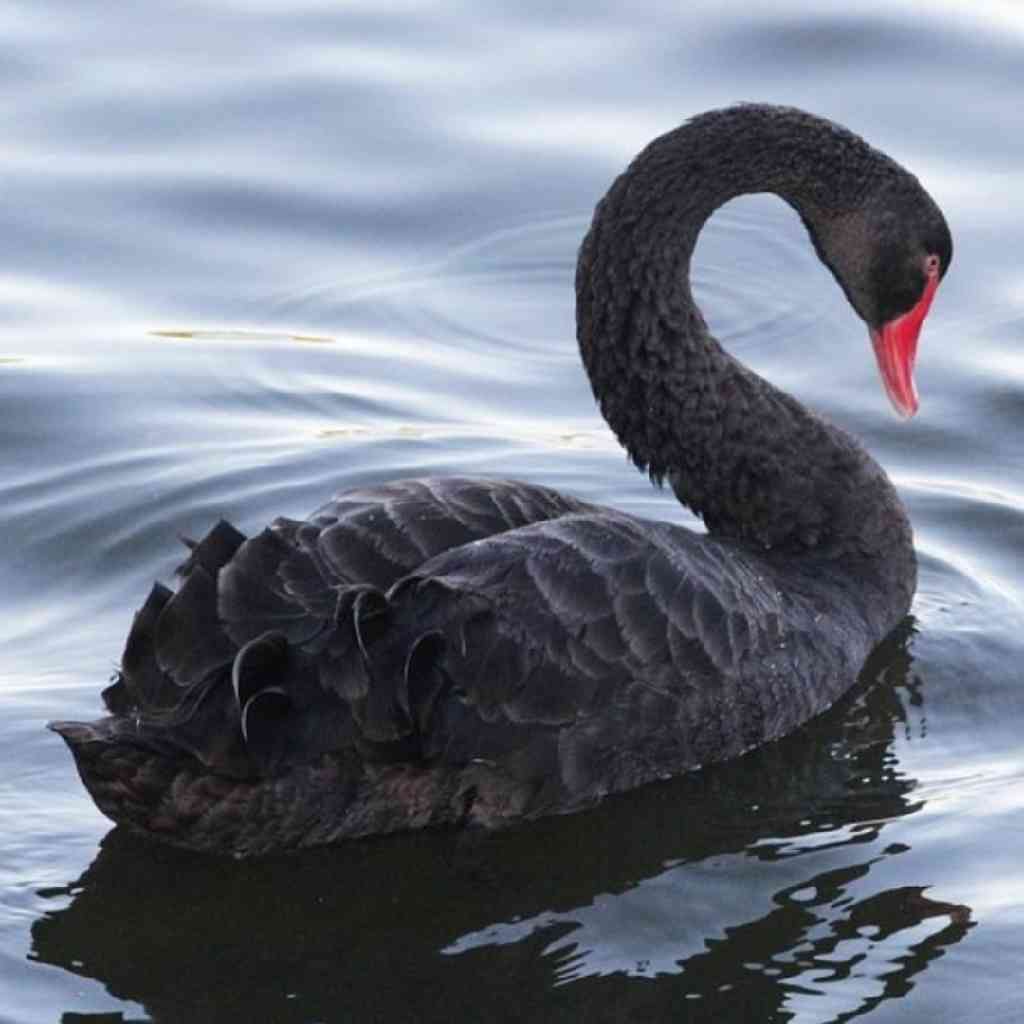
(444, 826, 968, 1024)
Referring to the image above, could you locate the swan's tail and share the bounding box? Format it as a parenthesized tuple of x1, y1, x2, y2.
(49, 520, 482, 856)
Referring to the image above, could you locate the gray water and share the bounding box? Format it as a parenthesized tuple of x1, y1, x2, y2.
(2, 2, 1023, 1021)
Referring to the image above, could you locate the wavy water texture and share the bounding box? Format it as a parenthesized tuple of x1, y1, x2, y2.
(2, 1, 1023, 1021)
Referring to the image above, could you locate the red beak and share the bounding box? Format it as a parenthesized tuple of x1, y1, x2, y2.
(869, 271, 940, 418)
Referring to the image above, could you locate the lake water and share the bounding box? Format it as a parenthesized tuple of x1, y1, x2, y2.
(2, 1, 1023, 1020)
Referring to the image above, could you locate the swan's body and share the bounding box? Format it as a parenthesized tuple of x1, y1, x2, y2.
(52, 105, 951, 855)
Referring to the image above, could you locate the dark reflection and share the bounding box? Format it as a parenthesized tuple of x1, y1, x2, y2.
(31, 623, 972, 1023)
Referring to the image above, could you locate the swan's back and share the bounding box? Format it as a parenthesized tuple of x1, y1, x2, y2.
(54, 478, 879, 854)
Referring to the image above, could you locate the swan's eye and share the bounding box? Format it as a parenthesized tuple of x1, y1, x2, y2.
(924, 253, 940, 277)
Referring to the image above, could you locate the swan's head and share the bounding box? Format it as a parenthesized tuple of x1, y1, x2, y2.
(811, 174, 953, 418)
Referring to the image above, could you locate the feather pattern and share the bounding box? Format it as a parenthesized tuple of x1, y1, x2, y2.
(50, 105, 951, 855)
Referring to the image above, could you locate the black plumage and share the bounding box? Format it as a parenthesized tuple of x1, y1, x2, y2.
(51, 105, 952, 855)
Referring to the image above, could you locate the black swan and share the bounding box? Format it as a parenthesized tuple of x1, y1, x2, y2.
(51, 105, 952, 856)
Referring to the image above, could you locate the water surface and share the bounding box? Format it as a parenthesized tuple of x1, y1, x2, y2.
(2, 2, 1023, 1021)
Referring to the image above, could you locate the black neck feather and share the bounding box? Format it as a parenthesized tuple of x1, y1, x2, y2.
(576, 104, 914, 597)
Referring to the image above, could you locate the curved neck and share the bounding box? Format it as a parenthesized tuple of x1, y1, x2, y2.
(576, 105, 914, 600)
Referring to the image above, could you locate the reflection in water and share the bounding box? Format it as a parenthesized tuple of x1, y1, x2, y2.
(30, 626, 973, 1023)
(150, 329, 337, 345)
